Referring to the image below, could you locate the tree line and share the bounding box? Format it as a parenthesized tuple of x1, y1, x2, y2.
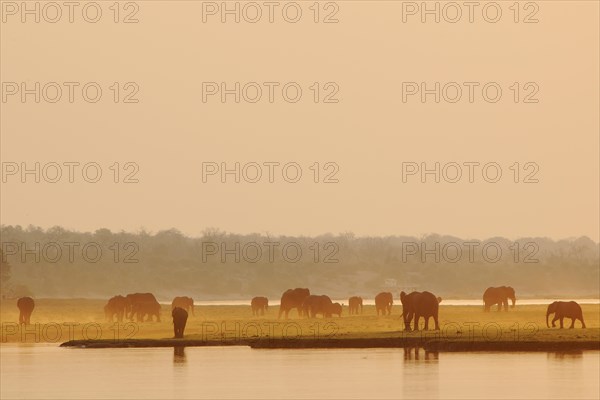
(1, 225, 598, 300)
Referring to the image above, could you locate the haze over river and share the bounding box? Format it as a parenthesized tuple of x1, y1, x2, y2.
(1, 345, 598, 399)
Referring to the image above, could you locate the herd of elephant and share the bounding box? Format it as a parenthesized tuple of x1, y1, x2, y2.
(14, 285, 587, 339)
(275, 286, 586, 330)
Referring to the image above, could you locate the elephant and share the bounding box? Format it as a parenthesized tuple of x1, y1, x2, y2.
(348, 296, 363, 315)
(483, 286, 516, 312)
(546, 301, 586, 329)
(328, 302, 342, 317)
(302, 295, 334, 318)
(278, 288, 310, 319)
(172, 296, 194, 316)
(251, 296, 269, 316)
(17, 297, 35, 325)
(104, 295, 127, 322)
(126, 293, 161, 322)
(172, 307, 189, 338)
(400, 291, 442, 331)
(375, 292, 393, 316)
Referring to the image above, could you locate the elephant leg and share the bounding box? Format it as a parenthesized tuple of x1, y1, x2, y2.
(405, 312, 414, 331)
(434, 315, 440, 330)
(580, 317, 586, 329)
(424, 316, 429, 330)
(569, 318, 575, 329)
(497, 303, 502, 312)
(414, 315, 420, 331)
(559, 317, 564, 329)
(503, 300, 508, 311)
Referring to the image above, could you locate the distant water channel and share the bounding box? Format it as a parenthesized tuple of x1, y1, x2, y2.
(160, 298, 600, 306)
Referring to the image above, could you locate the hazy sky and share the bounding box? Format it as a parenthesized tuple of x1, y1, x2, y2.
(1, 2, 598, 241)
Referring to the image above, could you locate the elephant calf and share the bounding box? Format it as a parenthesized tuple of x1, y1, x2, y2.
(546, 301, 586, 329)
(172, 307, 189, 338)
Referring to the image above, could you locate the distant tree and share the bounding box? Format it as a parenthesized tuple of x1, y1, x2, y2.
(0, 249, 12, 296)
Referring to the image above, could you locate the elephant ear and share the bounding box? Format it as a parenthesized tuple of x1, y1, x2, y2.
(437, 297, 442, 304)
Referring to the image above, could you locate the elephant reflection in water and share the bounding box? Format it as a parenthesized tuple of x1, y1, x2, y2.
(548, 351, 583, 360)
(173, 347, 186, 364)
(404, 347, 438, 361)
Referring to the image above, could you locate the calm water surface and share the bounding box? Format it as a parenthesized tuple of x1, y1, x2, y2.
(1, 345, 599, 399)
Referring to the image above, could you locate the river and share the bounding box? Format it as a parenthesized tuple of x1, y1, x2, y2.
(1, 345, 598, 399)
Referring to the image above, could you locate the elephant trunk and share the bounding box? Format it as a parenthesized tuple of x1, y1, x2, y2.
(191, 304, 195, 316)
(546, 309, 551, 328)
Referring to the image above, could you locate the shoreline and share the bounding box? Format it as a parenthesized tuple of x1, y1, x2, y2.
(59, 337, 600, 352)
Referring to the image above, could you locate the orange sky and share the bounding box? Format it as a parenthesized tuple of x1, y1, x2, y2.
(1, 1, 598, 241)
